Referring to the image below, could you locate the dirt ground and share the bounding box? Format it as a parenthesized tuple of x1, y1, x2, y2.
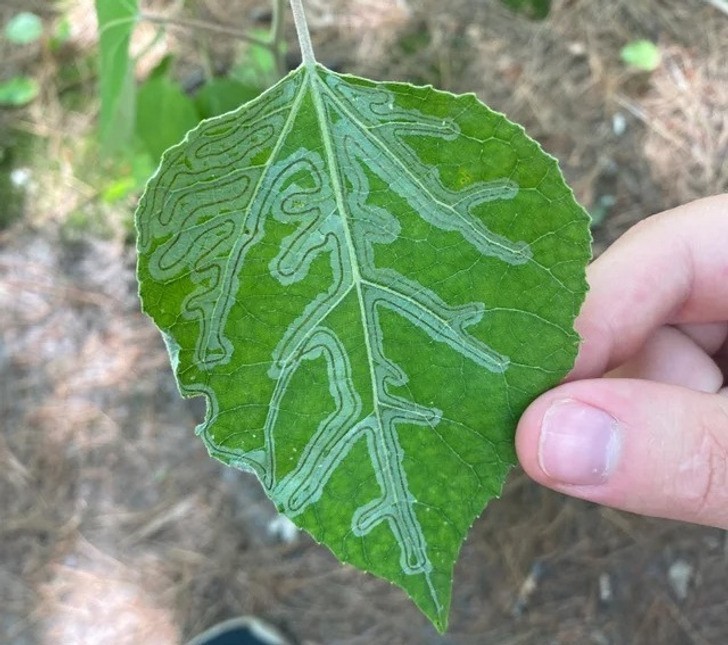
(1, 0, 727, 643)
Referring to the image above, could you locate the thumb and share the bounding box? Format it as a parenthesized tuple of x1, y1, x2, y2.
(516, 379, 728, 529)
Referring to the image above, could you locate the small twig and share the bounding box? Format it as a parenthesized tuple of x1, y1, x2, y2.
(140, 12, 271, 49)
(614, 94, 690, 153)
(660, 593, 712, 645)
(703, 0, 728, 16)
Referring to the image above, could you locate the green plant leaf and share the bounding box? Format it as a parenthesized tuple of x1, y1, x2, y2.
(620, 40, 661, 72)
(95, 0, 138, 152)
(0, 76, 39, 106)
(136, 76, 199, 162)
(4, 12, 43, 45)
(101, 151, 154, 203)
(51, 15, 72, 50)
(231, 29, 283, 88)
(194, 78, 262, 120)
(500, 0, 551, 20)
(136, 64, 590, 631)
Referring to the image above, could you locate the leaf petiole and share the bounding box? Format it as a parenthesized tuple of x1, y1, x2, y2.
(289, 0, 317, 67)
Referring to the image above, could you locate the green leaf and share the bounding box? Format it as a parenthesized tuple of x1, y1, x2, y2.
(51, 16, 72, 50)
(146, 54, 174, 82)
(101, 151, 154, 203)
(0, 76, 39, 106)
(95, 0, 138, 152)
(500, 0, 551, 20)
(620, 40, 661, 72)
(136, 64, 590, 631)
(136, 76, 199, 162)
(231, 29, 283, 88)
(4, 12, 43, 45)
(194, 78, 262, 120)
(102, 176, 136, 203)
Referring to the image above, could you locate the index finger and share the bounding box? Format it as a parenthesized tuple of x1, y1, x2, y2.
(571, 194, 728, 380)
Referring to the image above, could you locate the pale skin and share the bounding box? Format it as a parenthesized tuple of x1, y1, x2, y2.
(516, 194, 728, 529)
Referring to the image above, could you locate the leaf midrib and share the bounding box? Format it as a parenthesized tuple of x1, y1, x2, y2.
(314, 72, 577, 317)
(314, 73, 535, 268)
(307, 68, 382, 433)
(307, 66, 443, 617)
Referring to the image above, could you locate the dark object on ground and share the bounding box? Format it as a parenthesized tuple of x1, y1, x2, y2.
(188, 616, 290, 645)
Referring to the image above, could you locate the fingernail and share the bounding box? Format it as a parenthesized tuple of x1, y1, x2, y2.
(539, 399, 621, 485)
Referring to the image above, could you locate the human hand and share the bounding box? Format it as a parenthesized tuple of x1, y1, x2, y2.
(516, 195, 728, 528)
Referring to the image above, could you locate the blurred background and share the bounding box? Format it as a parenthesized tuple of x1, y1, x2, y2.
(1, 0, 727, 643)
